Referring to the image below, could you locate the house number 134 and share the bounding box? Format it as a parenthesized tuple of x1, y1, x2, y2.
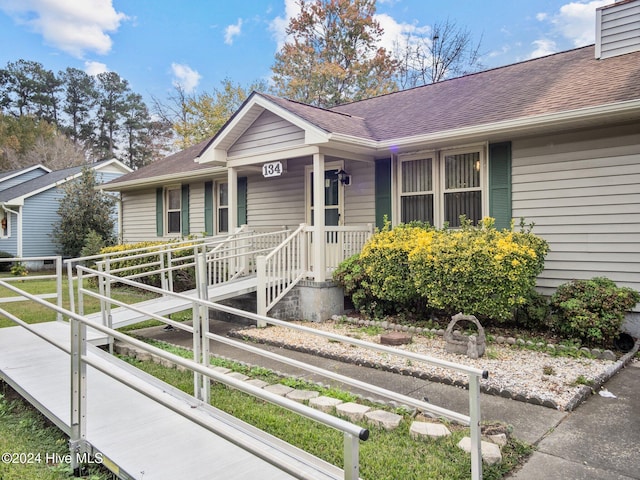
(262, 161, 283, 177)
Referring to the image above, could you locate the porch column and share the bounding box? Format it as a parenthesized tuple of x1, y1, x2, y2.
(313, 153, 326, 282)
(228, 166, 238, 232)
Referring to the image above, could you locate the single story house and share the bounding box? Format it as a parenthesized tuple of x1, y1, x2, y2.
(103, 1, 640, 322)
(0, 159, 132, 269)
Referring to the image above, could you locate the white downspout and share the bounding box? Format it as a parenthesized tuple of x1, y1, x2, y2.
(1, 204, 22, 257)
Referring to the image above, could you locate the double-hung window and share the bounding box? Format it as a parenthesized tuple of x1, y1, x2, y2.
(399, 147, 484, 227)
(217, 182, 228, 233)
(166, 186, 181, 234)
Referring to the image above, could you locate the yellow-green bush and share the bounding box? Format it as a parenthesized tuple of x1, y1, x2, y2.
(334, 218, 549, 322)
(410, 218, 548, 321)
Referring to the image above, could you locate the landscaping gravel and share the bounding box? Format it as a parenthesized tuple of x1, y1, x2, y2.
(234, 320, 622, 411)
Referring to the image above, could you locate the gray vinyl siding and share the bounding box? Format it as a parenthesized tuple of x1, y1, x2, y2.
(343, 160, 375, 226)
(22, 187, 66, 256)
(228, 111, 305, 157)
(597, 0, 640, 59)
(121, 189, 158, 243)
(247, 159, 308, 228)
(512, 122, 640, 295)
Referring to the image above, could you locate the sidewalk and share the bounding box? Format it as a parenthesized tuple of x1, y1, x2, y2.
(133, 319, 640, 479)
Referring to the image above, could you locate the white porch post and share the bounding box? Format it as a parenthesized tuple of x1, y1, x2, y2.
(228, 166, 238, 232)
(313, 153, 326, 282)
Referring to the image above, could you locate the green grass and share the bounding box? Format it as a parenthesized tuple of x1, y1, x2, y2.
(123, 341, 533, 479)
(0, 273, 157, 328)
(0, 386, 114, 480)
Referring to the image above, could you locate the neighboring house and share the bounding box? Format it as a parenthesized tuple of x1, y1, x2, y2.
(103, 1, 640, 316)
(0, 159, 132, 268)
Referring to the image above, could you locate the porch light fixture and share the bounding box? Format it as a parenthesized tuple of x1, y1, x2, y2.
(337, 169, 351, 185)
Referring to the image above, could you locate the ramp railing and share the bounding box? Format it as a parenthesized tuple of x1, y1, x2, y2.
(0, 277, 369, 480)
(72, 259, 488, 480)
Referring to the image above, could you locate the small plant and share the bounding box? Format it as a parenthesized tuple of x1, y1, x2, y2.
(10, 262, 27, 276)
(549, 277, 640, 348)
(542, 365, 556, 376)
(572, 375, 593, 387)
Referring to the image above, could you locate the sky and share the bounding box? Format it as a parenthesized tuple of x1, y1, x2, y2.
(0, 0, 613, 104)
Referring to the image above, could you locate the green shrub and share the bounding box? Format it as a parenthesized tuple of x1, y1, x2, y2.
(549, 277, 640, 347)
(0, 250, 14, 272)
(410, 218, 548, 322)
(514, 288, 550, 329)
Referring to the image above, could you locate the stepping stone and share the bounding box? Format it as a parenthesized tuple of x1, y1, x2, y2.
(263, 384, 295, 396)
(336, 402, 371, 422)
(409, 421, 451, 440)
(485, 433, 507, 447)
(365, 410, 402, 430)
(286, 389, 320, 403)
(309, 396, 344, 413)
(244, 379, 269, 389)
(380, 332, 412, 345)
(226, 372, 249, 381)
(211, 366, 232, 375)
(457, 437, 502, 465)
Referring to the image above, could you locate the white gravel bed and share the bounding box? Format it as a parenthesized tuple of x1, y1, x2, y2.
(234, 321, 617, 411)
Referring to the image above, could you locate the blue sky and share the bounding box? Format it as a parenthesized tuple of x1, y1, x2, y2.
(0, 0, 612, 103)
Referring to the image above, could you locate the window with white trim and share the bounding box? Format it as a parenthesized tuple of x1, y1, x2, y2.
(399, 148, 485, 227)
(166, 186, 181, 234)
(0, 211, 9, 238)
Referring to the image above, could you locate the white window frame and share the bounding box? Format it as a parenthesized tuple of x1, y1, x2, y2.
(0, 210, 10, 238)
(304, 161, 345, 226)
(396, 145, 487, 228)
(165, 185, 181, 234)
(216, 181, 229, 234)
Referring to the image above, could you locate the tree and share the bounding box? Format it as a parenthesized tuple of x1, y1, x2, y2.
(51, 167, 116, 258)
(393, 19, 483, 89)
(95, 71, 130, 160)
(271, 0, 397, 108)
(156, 78, 266, 149)
(0, 113, 57, 170)
(60, 67, 98, 145)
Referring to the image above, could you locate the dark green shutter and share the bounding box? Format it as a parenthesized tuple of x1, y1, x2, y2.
(489, 142, 512, 230)
(181, 184, 190, 236)
(204, 181, 213, 235)
(375, 158, 392, 230)
(155, 188, 163, 237)
(237, 177, 247, 226)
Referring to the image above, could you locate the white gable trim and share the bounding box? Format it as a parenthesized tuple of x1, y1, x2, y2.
(197, 94, 331, 165)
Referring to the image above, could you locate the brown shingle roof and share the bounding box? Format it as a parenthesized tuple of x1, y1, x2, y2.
(269, 46, 640, 141)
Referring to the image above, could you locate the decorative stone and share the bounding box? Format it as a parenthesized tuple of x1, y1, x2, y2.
(336, 402, 371, 422)
(365, 410, 403, 430)
(410, 421, 451, 439)
(444, 313, 486, 358)
(506, 337, 516, 345)
(601, 350, 617, 361)
(380, 332, 412, 346)
(211, 366, 232, 374)
(226, 372, 249, 381)
(286, 389, 319, 403)
(485, 433, 508, 447)
(244, 379, 269, 389)
(457, 437, 502, 465)
(496, 336, 505, 344)
(263, 384, 295, 396)
(591, 348, 602, 357)
(309, 396, 344, 413)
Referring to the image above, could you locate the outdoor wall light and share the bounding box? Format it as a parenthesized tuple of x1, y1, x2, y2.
(337, 169, 351, 185)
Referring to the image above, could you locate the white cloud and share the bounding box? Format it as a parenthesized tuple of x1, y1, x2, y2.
(269, 0, 301, 50)
(224, 18, 243, 45)
(171, 63, 201, 93)
(84, 60, 108, 76)
(0, 0, 127, 58)
(530, 39, 558, 58)
(552, 0, 610, 46)
(374, 13, 431, 55)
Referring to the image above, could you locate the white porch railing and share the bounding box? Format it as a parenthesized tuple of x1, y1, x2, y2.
(304, 224, 374, 273)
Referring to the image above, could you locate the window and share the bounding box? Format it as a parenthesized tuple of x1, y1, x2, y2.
(166, 186, 181, 234)
(399, 148, 484, 227)
(217, 182, 228, 233)
(400, 157, 434, 225)
(0, 211, 9, 237)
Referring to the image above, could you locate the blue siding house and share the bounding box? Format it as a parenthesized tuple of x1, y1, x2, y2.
(0, 160, 131, 268)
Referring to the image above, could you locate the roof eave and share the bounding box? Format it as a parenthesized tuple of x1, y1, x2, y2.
(101, 167, 228, 191)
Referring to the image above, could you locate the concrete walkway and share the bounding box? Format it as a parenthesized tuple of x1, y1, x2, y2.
(134, 319, 640, 480)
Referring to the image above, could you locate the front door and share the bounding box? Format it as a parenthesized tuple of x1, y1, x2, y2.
(309, 168, 343, 226)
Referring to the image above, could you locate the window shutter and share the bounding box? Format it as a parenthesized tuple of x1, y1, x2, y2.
(155, 188, 163, 237)
(489, 142, 512, 230)
(204, 181, 213, 235)
(375, 158, 392, 230)
(181, 184, 190, 236)
(237, 177, 247, 226)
